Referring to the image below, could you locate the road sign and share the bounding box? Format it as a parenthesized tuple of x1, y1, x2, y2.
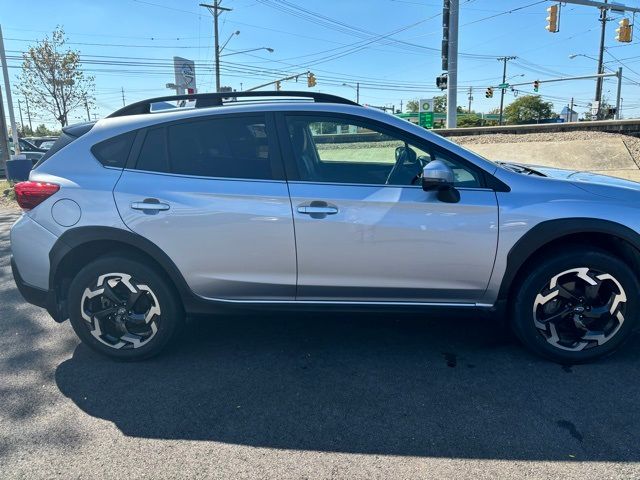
(419, 98, 434, 113)
(498, 83, 509, 89)
(420, 112, 434, 128)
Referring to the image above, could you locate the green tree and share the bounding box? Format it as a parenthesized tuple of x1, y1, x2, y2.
(18, 27, 95, 127)
(406, 100, 419, 113)
(433, 95, 446, 113)
(503, 95, 555, 124)
(457, 114, 482, 128)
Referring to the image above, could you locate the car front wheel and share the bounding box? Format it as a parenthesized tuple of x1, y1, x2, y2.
(512, 248, 639, 363)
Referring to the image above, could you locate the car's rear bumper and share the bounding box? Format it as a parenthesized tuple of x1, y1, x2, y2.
(11, 256, 64, 322)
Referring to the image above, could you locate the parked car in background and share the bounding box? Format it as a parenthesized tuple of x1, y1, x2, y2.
(10, 91, 640, 363)
(24, 136, 59, 149)
(9, 138, 46, 164)
(38, 140, 57, 150)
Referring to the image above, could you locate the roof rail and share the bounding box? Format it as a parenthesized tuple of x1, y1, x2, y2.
(107, 90, 359, 118)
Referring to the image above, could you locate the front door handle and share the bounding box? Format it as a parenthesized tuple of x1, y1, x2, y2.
(296, 201, 338, 218)
(131, 199, 170, 212)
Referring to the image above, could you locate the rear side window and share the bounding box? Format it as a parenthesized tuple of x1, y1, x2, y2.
(91, 131, 136, 168)
(166, 115, 274, 179)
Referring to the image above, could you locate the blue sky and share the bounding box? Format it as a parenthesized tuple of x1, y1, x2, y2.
(2, 0, 640, 127)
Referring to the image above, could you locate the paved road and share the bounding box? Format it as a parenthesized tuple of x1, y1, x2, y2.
(1, 208, 640, 479)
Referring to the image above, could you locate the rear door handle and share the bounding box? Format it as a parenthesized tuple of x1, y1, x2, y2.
(131, 199, 170, 212)
(297, 205, 339, 215)
(296, 201, 338, 217)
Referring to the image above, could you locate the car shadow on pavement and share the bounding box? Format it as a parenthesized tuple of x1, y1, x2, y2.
(55, 312, 640, 461)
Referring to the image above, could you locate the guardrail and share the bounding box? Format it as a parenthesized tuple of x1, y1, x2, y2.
(434, 119, 640, 137)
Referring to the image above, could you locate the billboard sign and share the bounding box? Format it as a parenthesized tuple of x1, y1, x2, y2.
(173, 57, 196, 94)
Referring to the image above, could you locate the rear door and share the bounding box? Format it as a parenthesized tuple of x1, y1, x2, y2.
(113, 113, 297, 301)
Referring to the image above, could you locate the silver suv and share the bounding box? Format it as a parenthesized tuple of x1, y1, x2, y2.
(10, 91, 640, 363)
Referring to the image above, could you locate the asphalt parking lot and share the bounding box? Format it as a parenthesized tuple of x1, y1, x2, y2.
(1, 207, 640, 479)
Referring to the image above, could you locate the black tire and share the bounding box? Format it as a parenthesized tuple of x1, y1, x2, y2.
(68, 255, 184, 361)
(511, 248, 639, 364)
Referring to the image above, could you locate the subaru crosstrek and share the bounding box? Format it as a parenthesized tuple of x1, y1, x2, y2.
(10, 91, 640, 363)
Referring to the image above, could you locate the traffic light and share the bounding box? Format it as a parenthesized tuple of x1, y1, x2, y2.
(307, 72, 316, 87)
(616, 18, 633, 43)
(546, 4, 559, 33)
(275, 81, 281, 91)
(436, 75, 447, 90)
(533, 80, 540, 92)
(485, 87, 493, 98)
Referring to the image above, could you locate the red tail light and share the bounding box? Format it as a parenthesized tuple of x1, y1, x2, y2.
(14, 182, 60, 210)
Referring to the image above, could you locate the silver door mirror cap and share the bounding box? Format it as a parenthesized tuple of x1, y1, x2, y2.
(422, 160, 455, 191)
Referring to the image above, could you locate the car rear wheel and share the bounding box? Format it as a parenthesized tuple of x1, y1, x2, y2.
(512, 248, 639, 363)
(68, 255, 183, 360)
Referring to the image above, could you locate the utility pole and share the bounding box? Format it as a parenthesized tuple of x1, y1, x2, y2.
(594, 0, 608, 120)
(0, 25, 19, 155)
(356, 82, 360, 104)
(498, 56, 517, 125)
(121, 87, 125, 106)
(17, 100, 24, 131)
(201, 2, 232, 93)
(84, 96, 91, 122)
(569, 97, 575, 122)
(0, 84, 9, 168)
(445, 0, 459, 128)
(24, 96, 32, 131)
(467, 87, 473, 112)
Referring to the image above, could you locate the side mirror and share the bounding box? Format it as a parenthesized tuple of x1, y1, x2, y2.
(421, 160, 460, 203)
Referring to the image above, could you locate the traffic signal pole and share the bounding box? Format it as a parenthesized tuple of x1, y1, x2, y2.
(445, 0, 458, 128)
(246, 71, 311, 91)
(551, 0, 640, 118)
(615, 66, 623, 119)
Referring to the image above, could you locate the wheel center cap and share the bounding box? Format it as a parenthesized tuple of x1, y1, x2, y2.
(117, 307, 127, 316)
(573, 305, 586, 313)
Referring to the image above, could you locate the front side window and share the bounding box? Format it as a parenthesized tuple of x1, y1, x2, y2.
(286, 115, 481, 187)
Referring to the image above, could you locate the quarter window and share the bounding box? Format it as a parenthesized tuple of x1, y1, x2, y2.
(91, 131, 136, 168)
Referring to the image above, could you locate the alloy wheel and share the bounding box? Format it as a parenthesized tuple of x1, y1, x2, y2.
(80, 273, 161, 349)
(533, 267, 627, 351)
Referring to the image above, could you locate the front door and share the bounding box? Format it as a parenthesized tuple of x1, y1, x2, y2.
(280, 113, 499, 303)
(113, 113, 296, 301)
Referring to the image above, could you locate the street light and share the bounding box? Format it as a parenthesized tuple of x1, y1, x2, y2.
(342, 82, 360, 103)
(507, 73, 525, 80)
(219, 30, 240, 54)
(569, 53, 599, 62)
(220, 47, 274, 57)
